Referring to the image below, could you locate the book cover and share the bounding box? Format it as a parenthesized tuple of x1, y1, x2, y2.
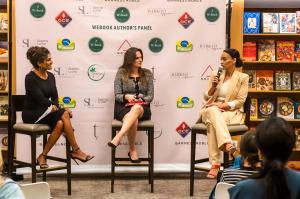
(243, 12, 261, 34)
(250, 98, 258, 120)
(257, 40, 276, 61)
(0, 13, 8, 31)
(297, 11, 300, 34)
(294, 101, 300, 119)
(262, 13, 279, 33)
(258, 98, 275, 119)
(0, 70, 8, 92)
(0, 41, 8, 58)
(277, 97, 294, 119)
(295, 128, 300, 150)
(275, 71, 291, 90)
(292, 72, 300, 90)
(295, 42, 300, 61)
(243, 42, 257, 61)
(256, 70, 274, 91)
(0, 96, 8, 120)
(279, 13, 296, 33)
(244, 70, 256, 91)
(276, 41, 295, 61)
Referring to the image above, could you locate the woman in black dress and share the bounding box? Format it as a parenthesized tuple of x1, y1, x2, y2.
(107, 47, 154, 163)
(22, 46, 94, 168)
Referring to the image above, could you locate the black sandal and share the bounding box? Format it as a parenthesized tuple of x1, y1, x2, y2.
(71, 148, 95, 165)
(37, 154, 49, 169)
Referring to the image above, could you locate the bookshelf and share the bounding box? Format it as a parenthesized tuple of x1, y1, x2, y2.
(243, 6, 300, 166)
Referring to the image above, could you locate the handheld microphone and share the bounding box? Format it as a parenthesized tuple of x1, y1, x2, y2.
(217, 67, 223, 78)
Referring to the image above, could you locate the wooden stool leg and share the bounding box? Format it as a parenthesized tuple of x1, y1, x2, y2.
(190, 129, 196, 196)
(150, 127, 154, 193)
(31, 134, 37, 183)
(42, 134, 47, 182)
(8, 129, 16, 177)
(111, 128, 116, 193)
(66, 139, 71, 195)
(148, 130, 151, 184)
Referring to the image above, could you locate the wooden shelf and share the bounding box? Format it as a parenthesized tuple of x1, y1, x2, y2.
(1, 147, 7, 151)
(249, 91, 300, 93)
(0, 118, 8, 122)
(0, 57, 8, 63)
(244, 34, 300, 37)
(0, 30, 7, 34)
(244, 61, 300, 64)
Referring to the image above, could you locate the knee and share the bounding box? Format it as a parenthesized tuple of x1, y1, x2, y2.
(56, 120, 63, 128)
(205, 106, 219, 115)
(131, 104, 143, 114)
(61, 111, 70, 120)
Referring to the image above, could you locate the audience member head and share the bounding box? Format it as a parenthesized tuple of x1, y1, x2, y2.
(255, 117, 295, 199)
(26, 46, 50, 69)
(239, 130, 259, 169)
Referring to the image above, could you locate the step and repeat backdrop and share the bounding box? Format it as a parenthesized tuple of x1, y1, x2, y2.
(15, 0, 226, 172)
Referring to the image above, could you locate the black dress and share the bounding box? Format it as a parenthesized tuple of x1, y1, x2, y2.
(22, 71, 65, 130)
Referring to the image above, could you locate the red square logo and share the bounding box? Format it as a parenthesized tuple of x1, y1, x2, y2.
(178, 12, 194, 29)
(176, 122, 191, 138)
(55, 11, 72, 27)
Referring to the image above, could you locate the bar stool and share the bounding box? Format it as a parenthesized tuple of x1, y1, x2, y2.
(8, 95, 72, 195)
(110, 119, 154, 193)
(189, 123, 248, 196)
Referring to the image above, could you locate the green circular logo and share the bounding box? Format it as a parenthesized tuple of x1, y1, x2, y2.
(149, 38, 163, 53)
(87, 64, 105, 81)
(115, 7, 130, 23)
(205, 7, 220, 22)
(88, 37, 104, 53)
(30, 2, 46, 18)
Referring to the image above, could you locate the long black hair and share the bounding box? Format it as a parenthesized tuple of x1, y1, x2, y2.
(223, 48, 243, 67)
(255, 117, 295, 199)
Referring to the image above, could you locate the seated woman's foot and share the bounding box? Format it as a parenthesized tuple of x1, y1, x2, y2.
(207, 164, 220, 179)
(71, 148, 94, 164)
(128, 150, 141, 163)
(107, 136, 122, 149)
(37, 154, 49, 169)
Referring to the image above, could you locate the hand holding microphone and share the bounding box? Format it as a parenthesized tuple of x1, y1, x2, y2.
(212, 67, 223, 87)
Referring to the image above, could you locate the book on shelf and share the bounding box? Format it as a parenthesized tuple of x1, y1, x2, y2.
(277, 97, 294, 119)
(0, 96, 8, 120)
(256, 70, 274, 91)
(258, 98, 275, 119)
(295, 128, 300, 150)
(250, 98, 258, 120)
(243, 42, 257, 61)
(297, 11, 300, 34)
(292, 72, 300, 90)
(243, 12, 261, 34)
(244, 70, 256, 91)
(257, 40, 276, 61)
(295, 42, 300, 61)
(262, 13, 279, 33)
(294, 101, 300, 119)
(276, 41, 295, 62)
(275, 71, 291, 90)
(0, 41, 8, 58)
(279, 13, 296, 33)
(0, 13, 8, 31)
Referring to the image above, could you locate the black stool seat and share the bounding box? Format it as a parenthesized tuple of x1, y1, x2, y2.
(110, 119, 154, 193)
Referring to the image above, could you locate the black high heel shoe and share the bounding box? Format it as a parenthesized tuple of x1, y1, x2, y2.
(71, 148, 95, 165)
(128, 152, 141, 163)
(107, 142, 118, 149)
(37, 154, 49, 169)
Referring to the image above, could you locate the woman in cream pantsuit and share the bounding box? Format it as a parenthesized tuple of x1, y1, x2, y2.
(198, 48, 249, 179)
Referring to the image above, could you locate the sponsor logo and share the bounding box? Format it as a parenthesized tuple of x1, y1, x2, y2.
(115, 7, 130, 23)
(117, 39, 132, 54)
(199, 42, 223, 51)
(178, 12, 194, 29)
(176, 40, 193, 52)
(78, 5, 103, 16)
(22, 39, 48, 48)
(59, 96, 76, 108)
(83, 97, 109, 108)
(57, 38, 75, 51)
(88, 37, 104, 53)
(149, 37, 163, 53)
(30, 2, 46, 18)
(105, 0, 140, 2)
(151, 66, 157, 82)
(147, 8, 174, 17)
(205, 7, 220, 22)
(53, 67, 80, 78)
(55, 11, 72, 27)
(201, 65, 214, 80)
(167, 0, 201, 2)
(177, 97, 194, 108)
(151, 100, 165, 107)
(170, 72, 194, 80)
(176, 122, 191, 138)
(87, 64, 105, 81)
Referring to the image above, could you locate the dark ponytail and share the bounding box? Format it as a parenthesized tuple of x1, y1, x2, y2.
(255, 117, 295, 199)
(223, 48, 243, 67)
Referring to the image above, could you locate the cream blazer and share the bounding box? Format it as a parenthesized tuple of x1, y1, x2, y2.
(198, 70, 249, 124)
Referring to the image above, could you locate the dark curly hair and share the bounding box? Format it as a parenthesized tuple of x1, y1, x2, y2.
(26, 46, 50, 69)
